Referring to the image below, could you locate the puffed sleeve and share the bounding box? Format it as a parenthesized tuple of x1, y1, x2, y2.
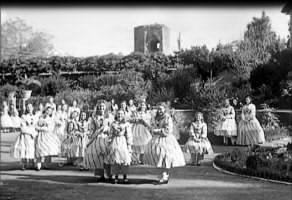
(250, 104, 256, 118)
(189, 123, 195, 137)
(201, 123, 208, 138)
(125, 123, 133, 146)
(241, 106, 246, 121)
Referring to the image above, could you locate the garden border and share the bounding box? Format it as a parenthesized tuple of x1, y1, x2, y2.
(212, 154, 292, 185)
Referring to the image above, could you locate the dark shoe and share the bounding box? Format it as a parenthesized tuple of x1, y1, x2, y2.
(97, 176, 106, 182)
(21, 166, 26, 171)
(113, 178, 119, 184)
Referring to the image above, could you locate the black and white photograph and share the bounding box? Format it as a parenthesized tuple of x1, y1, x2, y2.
(0, 1, 292, 200)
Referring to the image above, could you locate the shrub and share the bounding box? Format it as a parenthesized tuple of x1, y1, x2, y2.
(40, 75, 70, 96)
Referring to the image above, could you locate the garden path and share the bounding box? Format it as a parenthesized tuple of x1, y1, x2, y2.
(1, 133, 291, 200)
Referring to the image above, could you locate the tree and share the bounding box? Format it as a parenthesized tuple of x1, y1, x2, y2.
(1, 17, 54, 60)
(241, 11, 285, 68)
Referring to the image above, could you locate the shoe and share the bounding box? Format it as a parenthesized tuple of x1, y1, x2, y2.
(36, 167, 41, 171)
(123, 178, 129, 184)
(113, 178, 119, 184)
(21, 166, 26, 171)
(97, 176, 106, 182)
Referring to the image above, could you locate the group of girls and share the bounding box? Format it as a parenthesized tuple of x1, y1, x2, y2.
(214, 96, 266, 146)
(1, 97, 214, 185)
(84, 99, 213, 184)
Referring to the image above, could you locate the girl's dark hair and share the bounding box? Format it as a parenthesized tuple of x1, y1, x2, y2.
(245, 95, 252, 101)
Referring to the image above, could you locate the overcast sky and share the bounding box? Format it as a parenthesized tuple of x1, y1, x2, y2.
(1, 6, 290, 57)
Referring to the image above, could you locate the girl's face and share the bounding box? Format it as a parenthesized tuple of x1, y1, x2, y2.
(196, 114, 202, 122)
(224, 99, 230, 106)
(68, 123, 74, 131)
(73, 100, 77, 107)
(129, 100, 134, 106)
(27, 104, 33, 113)
(72, 111, 78, 119)
(81, 112, 86, 120)
(157, 106, 165, 116)
(233, 99, 237, 105)
(140, 102, 146, 111)
(45, 107, 53, 116)
(245, 97, 251, 104)
(61, 99, 65, 104)
(57, 105, 62, 111)
(111, 99, 115, 104)
(49, 97, 54, 103)
(39, 104, 44, 111)
(121, 102, 126, 109)
(116, 111, 125, 122)
(62, 104, 68, 112)
(99, 103, 106, 112)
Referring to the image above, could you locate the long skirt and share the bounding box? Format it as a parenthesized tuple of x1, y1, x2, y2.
(132, 124, 152, 154)
(214, 119, 237, 137)
(185, 138, 213, 155)
(144, 134, 186, 169)
(84, 134, 110, 170)
(108, 135, 131, 166)
(237, 119, 265, 145)
(35, 131, 61, 158)
(11, 132, 36, 159)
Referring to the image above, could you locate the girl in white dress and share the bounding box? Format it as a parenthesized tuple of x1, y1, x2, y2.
(109, 99, 118, 115)
(84, 101, 114, 182)
(46, 97, 57, 114)
(108, 110, 133, 184)
(237, 96, 265, 146)
(9, 104, 22, 128)
(35, 105, 61, 170)
(54, 105, 67, 150)
(120, 101, 132, 122)
(131, 101, 152, 164)
(35, 103, 44, 120)
(127, 99, 137, 116)
(214, 99, 237, 145)
(0, 101, 13, 128)
(11, 103, 38, 170)
(68, 100, 81, 119)
(73, 111, 91, 170)
(185, 112, 213, 166)
(144, 102, 186, 184)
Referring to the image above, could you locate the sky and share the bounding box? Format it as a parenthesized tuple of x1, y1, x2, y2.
(1, 6, 290, 57)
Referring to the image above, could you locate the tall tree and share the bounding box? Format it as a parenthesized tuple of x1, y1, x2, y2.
(1, 17, 54, 60)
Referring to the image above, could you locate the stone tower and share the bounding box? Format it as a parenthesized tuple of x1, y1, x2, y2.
(134, 24, 171, 54)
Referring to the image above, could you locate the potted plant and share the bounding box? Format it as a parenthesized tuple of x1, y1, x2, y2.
(16, 75, 41, 99)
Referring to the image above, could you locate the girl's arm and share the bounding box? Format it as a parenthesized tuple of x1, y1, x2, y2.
(201, 123, 208, 139)
(155, 115, 173, 137)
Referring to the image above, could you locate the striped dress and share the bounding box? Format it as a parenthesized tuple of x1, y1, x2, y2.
(144, 113, 186, 169)
(70, 120, 91, 158)
(84, 114, 114, 169)
(237, 104, 265, 145)
(185, 122, 214, 155)
(132, 111, 152, 154)
(35, 115, 61, 158)
(214, 105, 237, 137)
(107, 121, 133, 165)
(11, 113, 38, 159)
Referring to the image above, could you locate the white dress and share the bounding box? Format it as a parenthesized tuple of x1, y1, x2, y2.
(0, 106, 13, 128)
(107, 121, 133, 166)
(68, 106, 81, 118)
(35, 115, 61, 158)
(237, 104, 265, 145)
(84, 114, 114, 169)
(54, 111, 67, 143)
(144, 113, 186, 168)
(11, 113, 38, 159)
(132, 111, 152, 154)
(214, 105, 237, 137)
(185, 121, 214, 155)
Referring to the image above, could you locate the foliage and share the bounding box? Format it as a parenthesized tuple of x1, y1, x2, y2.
(39, 75, 70, 96)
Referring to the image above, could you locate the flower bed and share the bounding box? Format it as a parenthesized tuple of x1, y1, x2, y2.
(213, 145, 292, 183)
